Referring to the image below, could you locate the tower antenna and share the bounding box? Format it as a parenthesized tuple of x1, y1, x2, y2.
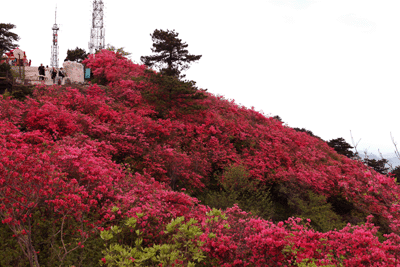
(88, 0, 105, 54)
(50, 6, 60, 68)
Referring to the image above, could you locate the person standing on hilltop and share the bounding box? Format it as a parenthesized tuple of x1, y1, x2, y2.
(51, 67, 57, 84)
(38, 64, 45, 80)
(45, 65, 51, 80)
(58, 67, 65, 84)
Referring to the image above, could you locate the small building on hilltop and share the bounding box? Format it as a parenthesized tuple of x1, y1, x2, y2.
(1, 48, 29, 66)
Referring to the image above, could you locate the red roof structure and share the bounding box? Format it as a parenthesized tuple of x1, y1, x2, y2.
(1, 48, 28, 65)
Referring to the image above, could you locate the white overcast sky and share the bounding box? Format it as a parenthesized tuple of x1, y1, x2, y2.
(3, 0, 400, 155)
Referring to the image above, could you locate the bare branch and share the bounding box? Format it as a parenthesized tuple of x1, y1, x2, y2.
(350, 130, 361, 159)
(391, 132, 400, 160)
(378, 149, 393, 172)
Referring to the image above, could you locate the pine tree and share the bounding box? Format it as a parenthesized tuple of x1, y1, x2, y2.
(142, 71, 207, 118)
(141, 29, 202, 79)
(0, 23, 20, 58)
(327, 137, 355, 158)
(363, 158, 389, 175)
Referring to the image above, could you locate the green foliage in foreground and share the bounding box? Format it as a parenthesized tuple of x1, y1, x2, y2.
(0, 209, 104, 266)
(100, 213, 206, 266)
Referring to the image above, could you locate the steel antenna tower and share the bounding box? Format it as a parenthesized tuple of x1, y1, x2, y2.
(50, 7, 60, 68)
(88, 0, 105, 54)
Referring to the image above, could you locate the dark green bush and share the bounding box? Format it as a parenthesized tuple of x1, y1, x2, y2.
(198, 164, 274, 219)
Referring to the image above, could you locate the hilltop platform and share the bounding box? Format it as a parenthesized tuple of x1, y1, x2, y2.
(12, 63, 84, 86)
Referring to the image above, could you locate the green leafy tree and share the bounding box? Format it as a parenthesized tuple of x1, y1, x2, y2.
(327, 137, 355, 158)
(106, 44, 131, 57)
(141, 29, 202, 79)
(0, 23, 20, 58)
(64, 47, 88, 63)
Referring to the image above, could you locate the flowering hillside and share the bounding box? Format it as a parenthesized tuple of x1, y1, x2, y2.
(1, 50, 400, 266)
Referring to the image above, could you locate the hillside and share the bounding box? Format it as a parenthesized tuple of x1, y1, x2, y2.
(1, 50, 400, 266)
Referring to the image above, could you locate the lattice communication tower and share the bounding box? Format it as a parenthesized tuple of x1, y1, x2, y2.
(88, 0, 105, 54)
(50, 8, 60, 68)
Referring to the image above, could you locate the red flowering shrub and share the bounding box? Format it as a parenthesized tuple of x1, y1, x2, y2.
(83, 49, 148, 84)
(0, 120, 125, 266)
(2, 49, 400, 266)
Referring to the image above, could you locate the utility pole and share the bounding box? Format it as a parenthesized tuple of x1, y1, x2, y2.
(50, 7, 60, 68)
(88, 0, 105, 54)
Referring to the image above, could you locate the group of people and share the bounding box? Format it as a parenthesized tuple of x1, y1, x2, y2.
(38, 64, 66, 84)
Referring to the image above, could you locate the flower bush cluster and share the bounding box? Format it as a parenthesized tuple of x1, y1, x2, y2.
(1, 49, 400, 266)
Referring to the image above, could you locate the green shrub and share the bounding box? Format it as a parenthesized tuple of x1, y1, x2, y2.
(100, 213, 206, 266)
(198, 164, 274, 219)
(0, 62, 11, 73)
(5, 84, 33, 100)
(141, 72, 207, 118)
(0, 222, 29, 266)
(276, 184, 346, 232)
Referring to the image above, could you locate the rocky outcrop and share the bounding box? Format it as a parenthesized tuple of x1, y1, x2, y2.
(63, 61, 84, 83)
